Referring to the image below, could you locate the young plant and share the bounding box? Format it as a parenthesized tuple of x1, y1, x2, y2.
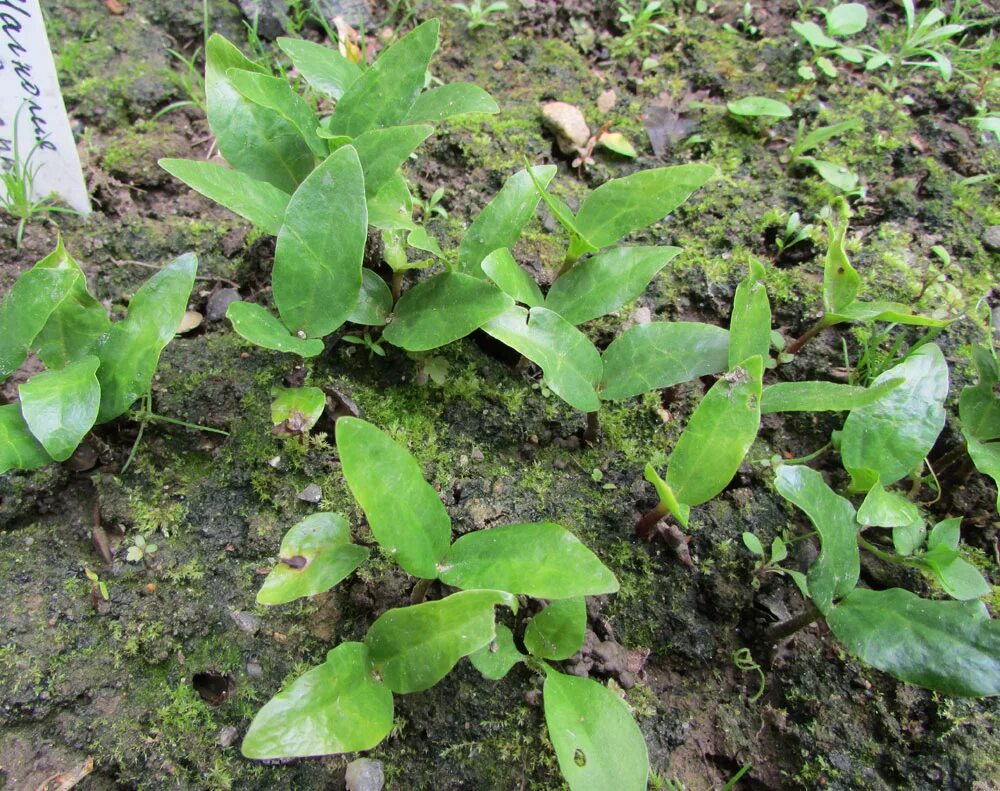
(125, 534, 159, 563)
(160, 21, 499, 359)
(451, 0, 509, 30)
(614, 0, 671, 55)
(786, 198, 951, 354)
(791, 3, 869, 81)
(242, 418, 648, 790)
(773, 211, 815, 254)
(0, 240, 199, 473)
(859, 0, 966, 87)
(785, 118, 864, 194)
(1, 104, 83, 248)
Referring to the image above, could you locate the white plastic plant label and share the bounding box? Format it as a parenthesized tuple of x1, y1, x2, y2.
(0, 0, 91, 213)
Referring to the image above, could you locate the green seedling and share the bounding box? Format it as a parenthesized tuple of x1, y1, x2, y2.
(614, 0, 670, 55)
(792, 3, 869, 80)
(786, 198, 951, 354)
(785, 118, 863, 194)
(742, 532, 806, 593)
(859, 0, 966, 88)
(773, 211, 815, 254)
(414, 185, 448, 220)
(723, 1, 760, 39)
(1, 104, 83, 248)
(125, 534, 159, 563)
(959, 340, 1000, 512)
(0, 240, 200, 473)
(84, 568, 109, 605)
(451, 0, 508, 30)
(160, 21, 499, 357)
(732, 647, 766, 702)
(242, 418, 648, 791)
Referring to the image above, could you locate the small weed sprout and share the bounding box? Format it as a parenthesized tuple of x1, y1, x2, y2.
(615, 0, 671, 54)
(451, 0, 509, 30)
(125, 535, 159, 563)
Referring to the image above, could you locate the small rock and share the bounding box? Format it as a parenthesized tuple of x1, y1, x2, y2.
(345, 758, 385, 791)
(540, 101, 591, 155)
(230, 610, 261, 635)
(206, 288, 241, 322)
(312, 0, 372, 30)
(237, 0, 288, 39)
(983, 225, 1000, 253)
(298, 483, 323, 503)
(597, 89, 617, 114)
(471, 448, 485, 462)
(219, 725, 239, 748)
(177, 310, 203, 334)
(246, 660, 263, 678)
(66, 442, 98, 472)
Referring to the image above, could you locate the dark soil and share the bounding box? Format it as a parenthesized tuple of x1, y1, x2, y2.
(1, 0, 999, 789)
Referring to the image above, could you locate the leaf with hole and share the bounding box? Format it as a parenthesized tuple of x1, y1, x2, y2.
(468, 624, 523, 680)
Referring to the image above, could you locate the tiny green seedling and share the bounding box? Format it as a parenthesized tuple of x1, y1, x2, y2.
(792, 3, 869, 81)
(773, 211, 814, 254)
(785, 119, 863, 194)
(0, 240, 200, 474)
(1, 104, 83, 248)
(786, 198, 951, 354)
(614, 0, 670, 55)
(451, 0, 509, 30)
(125, 535, 159, 563)
(84, 568, 109, 606)
(242, 418, 648, 790)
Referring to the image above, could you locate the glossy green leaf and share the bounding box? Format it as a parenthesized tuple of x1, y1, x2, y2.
(801, 158, 859, 192)
(826, 300, 951, 327)
(841, 343, 949, 489)
(270, 385, 325, 431)
(482, 306, 602, 412)
(543, 669, 649, 791)
(891, 518, 926, 557)
(347, 270, 393, 327)
(0, 403, 51, 473)
(228, 69, 326, 158)
(728, 258, 771, 368)
(205, 34, 313, 193)
(826, 3, 868, 36)
(574, 164, 714, 250)
(918, 544, 991, 601)
(726, 97, 792, 118)
(775, 465, 860, 614)
(468, 624, 522, 680)
(524, 597, 586, 660)
(794, 120, 862, 155)
(523, 161, 592, 253)
(792, 20, 839, 48)
(242, 642, 393, 758)
(276, 37, 361, 100)
(324, 20, 439, 138)
(966, 436, 1000, 512)
(27, 240, 110, 370)
(644, 463, 690, 527)
(335, 417, 451, 579)
(273, 146, 367, 338)
(365, 589, 516, 693)
(406, 226, 444, 258)
(822, 202, 861, 313)
(159, 159, 290, 236)
(403, 83, 499, 123)
(481, 248, 544, 308)
(857, 479, 921, 528)
(545, 247, 681, 326)
(96, 254, 197, 423)
(960, 350, 1000, 441)
(598, 132, 637, 158)
(438, 522, 618, 599)
(257, 513, 370, 605)
(760, 378, 902, 414)
(352, 125, 434, 198)
(928, 517, 961, 551)
(827, 587, 1000, 697)
(383, 272, 513, 352)
(458, 165, 556, 277)
(18, 355, 100, 461)
(368, 174, 416, 231)
(599, 322, 729, 402)
(742, 532, 765, 557)
(225, 301, 324, 357)
(0, 250, 81, 379)
(665, 355, 763, 507)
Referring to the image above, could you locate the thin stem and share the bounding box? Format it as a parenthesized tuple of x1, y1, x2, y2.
(786, 316, 833, 355)
(583, 411, 600, 444)
(142, 412, 229, 435)
(760, 602, 822, 646)
(635, 502, 668, 541)
(121, 392, 152, 474)
(857, 535, 908, 565)
(410, 578, 432, 604)
(781, 442, 832, 465)
(391, 271, 404, 304)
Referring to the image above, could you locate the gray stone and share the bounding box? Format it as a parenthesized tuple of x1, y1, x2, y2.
(298, 483, 323, 503)
(345, 758, 385, 791)
(229, 610, 261, 635)
(983, 225, 1000, 253)
(313, 0, 372, 30)
(218, 725, 239, 748)
(206, 288, 241, 322)
(237, 0, 288, 39)
(246, 660, 263, 678)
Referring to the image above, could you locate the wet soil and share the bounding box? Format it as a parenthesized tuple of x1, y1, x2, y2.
(1, 0, 999, 789)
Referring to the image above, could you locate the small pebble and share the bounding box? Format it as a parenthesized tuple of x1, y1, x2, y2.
(246, 661, 263, 678)
(219, 725, 239, 748)
(345, 758, 385, 791)
(298, 483, 323, 503)
(230, 610, 261, 635)
(206, 288, 241, 322)
(982, 225, 1000, 253)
